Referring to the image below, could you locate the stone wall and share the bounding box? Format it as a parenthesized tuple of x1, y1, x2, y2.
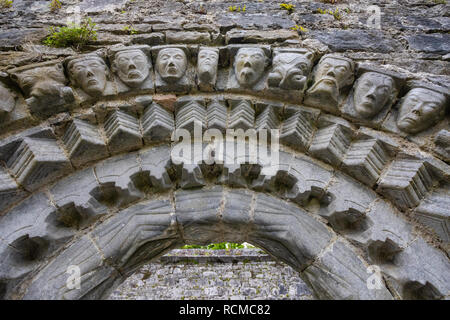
(0, 0, 449, 300)
(109, 249, 314, 300)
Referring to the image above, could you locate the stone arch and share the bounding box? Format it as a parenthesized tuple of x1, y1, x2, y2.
(0, 144, 448, 300)
(0, 33, 448, 300)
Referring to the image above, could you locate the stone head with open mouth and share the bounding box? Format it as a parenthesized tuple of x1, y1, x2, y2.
(156, 47, 188, 83)
(234, 47, 268, 87)
(110, 45, 152, 88)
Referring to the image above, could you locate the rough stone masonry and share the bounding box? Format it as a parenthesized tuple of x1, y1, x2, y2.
(0, 0, 449, 300)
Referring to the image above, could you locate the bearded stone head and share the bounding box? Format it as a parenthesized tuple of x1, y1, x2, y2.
(234, 47, 268, 87)
(397, 86, 448, 134)
(156, 47, 188, 83)
(307, 54, 355, 104)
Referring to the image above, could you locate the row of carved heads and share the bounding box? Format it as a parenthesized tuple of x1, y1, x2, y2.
(1, 45, 448, 135)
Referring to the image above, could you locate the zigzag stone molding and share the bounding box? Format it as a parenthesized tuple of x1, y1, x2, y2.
(0, 42, 448, 300)
(0, 143, 448, 300)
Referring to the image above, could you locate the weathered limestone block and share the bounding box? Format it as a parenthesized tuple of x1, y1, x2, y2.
(225, 29, 298, 44)
(303, 239, 394, 300)
(0, 126, 56, 163)
(104, 110, 142, 154)
(175, 97, 206, 133)
(384, 238, 450, 300)
(93, 153, 143, 207)
(139, 145, 173, 191)
(342, 139, 390, 187)
(153, 45, 193, 93)
(0, 193, 75, 297)
(22, 235, 117, 300)
(227, 45, 270, 91)
(249, 193, 333, 271)
(309, 122, 353, 167)
(350, 199, 414, 264)
(9, 61, 75, 118)
(175, 188, 223, 245)
(141, 102, 174, 143)
(414, 186, 450, 242)
(65, 53, 116, 100)
(221, 189, 253, 243)
(342, 65, 405, 124)
(0, 167, 27, 214)
(206, 98, 228, 132)
(108, 45, 154, 93)
(91, 198, 178, 274)
(166, 31, 211, 44)
(304, 54, 355, 114)
(378, 157, 434, 209)
(434, 129, 450, 161)
(255, 106, 280, 133)
(62, 119, 109, 167)
(49, 168, 108, 228)
(280, 109, 317, 152)
(6, 137, 72, 192)
(197, 47, 219, 91)
(320, 172, 377, 234)
(228, 99, 254, 130)
(0, 82, 16, 120)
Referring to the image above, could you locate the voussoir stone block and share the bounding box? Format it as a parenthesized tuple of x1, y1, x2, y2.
(91, 197, 178, 274)
(378, 157, 434, 209)
(320, 172, 377, 234)
(414, 186, 450, 242)
(22, 235, 117, 300)
(62, 119, 109, 167)
(302, 239, 394, 300)
(104, 110, 143, 154)
(6, 137, 72, 192)
(309, 123, 353, 167)
(139, 145, 173, 191)
(175, 187, 224, 245)
(221, 189, 253, 243)
(384, 238, 450, 300)
(0, 193, 75, 298)
(342, 138, 390, 187)
(249, 193, 333, 271)
(0, 167, 27, 214)
(49, 168, 108, 228)
(141, 102, 175, 143)
(93, 153, 144, 207)
(280, 110, 317, 152)
(206, 98, 228, 132)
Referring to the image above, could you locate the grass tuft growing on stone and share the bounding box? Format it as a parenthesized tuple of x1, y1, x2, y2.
(43, 18, 97, 49)
(0, 0, 13, 9)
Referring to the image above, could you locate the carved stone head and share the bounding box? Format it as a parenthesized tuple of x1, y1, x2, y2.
(111, 46, 151, 88)
(10, 62, 74, 116)
(156, 47, 188, 83)
(234, 47, 268, 87)
(397, 86, 448, 134)
(353, 72, 397, 118)
(197, 47, 219, 86)
(307, 55, 355, 106)
(0, 82, 16, 117)
(66, 54, 111, 97)
(268, 50, 314, 91)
